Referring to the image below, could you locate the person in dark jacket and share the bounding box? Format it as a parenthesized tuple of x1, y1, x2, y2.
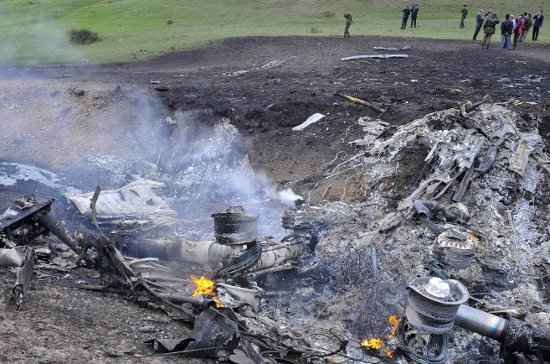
(344, 14, 353, 38)
(411, 4, 419, 28)
(473, 9, 485, 40)
(521, 13, 533, 41)
(481, 12, 499, 49)
(533, 10, 544, 41)
(501, 14, 514, 49)
(460, 5, 469, 28)
(401, 6, 411, 29)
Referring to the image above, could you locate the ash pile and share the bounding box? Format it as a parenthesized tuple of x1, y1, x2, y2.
(2, 101, 550, 364)
(290, 100, 550, 363)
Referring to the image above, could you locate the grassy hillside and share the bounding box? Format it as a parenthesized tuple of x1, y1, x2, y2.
(0, 0, 547, 64)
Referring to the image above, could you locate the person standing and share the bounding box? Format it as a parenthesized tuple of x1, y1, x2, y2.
(522, 13, 533, 41)
(460, 5, 469, 28)
(482, 12, 499, 49)
(533, 11, 544, 41)
(473, 9, 485, 40)
(344, 14, 353, 38)
(501, 14, 514, 49)
(402, 6, 411, 30)
(513, 14, 525, 48)
(411, 4, 419, 28)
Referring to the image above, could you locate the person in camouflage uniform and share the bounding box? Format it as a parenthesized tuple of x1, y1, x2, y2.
(460, 4, 469, 28)
(481, 12, 499, 49)
(344, 14, 353, 38)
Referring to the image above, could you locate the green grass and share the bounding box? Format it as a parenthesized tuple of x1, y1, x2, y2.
(0, 0, 548, 64)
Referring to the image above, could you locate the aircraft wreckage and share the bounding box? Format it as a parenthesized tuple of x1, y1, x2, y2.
(1, 101, 550, 363)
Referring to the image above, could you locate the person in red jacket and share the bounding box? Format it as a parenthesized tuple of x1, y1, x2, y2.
(513, 14, 525, 49)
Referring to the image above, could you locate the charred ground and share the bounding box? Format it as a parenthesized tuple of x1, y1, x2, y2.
(1, 35, 550, 363)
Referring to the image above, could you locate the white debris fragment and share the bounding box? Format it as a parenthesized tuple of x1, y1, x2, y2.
(350, 117, 389, 146)
(65, 179, 177, 230)
(341, 54, 409, 61)
(292, 113, 326, 131)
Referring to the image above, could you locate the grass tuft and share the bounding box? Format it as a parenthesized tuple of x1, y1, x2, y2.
(69, 29, 100, 45)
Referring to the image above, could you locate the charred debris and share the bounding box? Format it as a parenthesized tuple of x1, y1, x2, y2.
(1, 99, 550, 363)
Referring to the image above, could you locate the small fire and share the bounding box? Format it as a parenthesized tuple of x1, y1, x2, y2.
(190, 275, 224, 308)
(388, 315, 400, 336)
(384, 348, 396, 359)
(360, 315, 401, 358)
(360, 338, 384, 350)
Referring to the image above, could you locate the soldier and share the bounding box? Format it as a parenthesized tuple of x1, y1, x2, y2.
(401, 5, 411, 30)
(481, 12, 499, 49)
(411, 4, 419, 28)
(344, 14, 353, 38)
(473, 9, 485, 40)
(460, 4, 469, 28)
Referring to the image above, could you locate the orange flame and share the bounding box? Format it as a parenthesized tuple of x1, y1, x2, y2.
(384, 348, 396, 358)
(190, 275, 224, 308)
(388, 315, 400, 337)
(361, 338, 384, 350)
(360, 315, 401, 358)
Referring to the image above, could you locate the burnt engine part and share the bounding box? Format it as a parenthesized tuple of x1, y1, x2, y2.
(212, 206, 258, 245)
(406, 277, 469, 334)
(432, 227, 476, 270)
(216, 242, 262, 277)
(397, 318, 448, 364)
(456, 307, 550, 362)
(405, 277, 550, 363)
(455, 304, 508, 340)
(125, 207, 314, 281)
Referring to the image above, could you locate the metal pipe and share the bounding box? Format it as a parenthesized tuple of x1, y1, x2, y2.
(37, 215, 81, 254)
(455, 304, 508, 341)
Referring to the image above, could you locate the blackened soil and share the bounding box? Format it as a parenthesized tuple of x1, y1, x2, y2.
(1, 36, 550, 363)
(9, 36, 550, 186)
(9, 36, 550, 187)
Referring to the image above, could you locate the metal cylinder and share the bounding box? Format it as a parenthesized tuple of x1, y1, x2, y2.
(406, 277, 470, 334)
(37, 214, 80, 253)
(455, 305, 508, 341)
(253, 242, 304, 271)
(212, 207, 258, 245)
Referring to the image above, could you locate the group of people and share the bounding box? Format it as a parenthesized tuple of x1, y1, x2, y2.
(342, 4, 545, 45)
(472, 9, 545, 50)
(401, 4, 420, 30)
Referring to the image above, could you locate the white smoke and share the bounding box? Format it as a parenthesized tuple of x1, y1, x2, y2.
(276, 188, 303, 206)
(0, 3, 86, 65)
(0, 4, 291, 240)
